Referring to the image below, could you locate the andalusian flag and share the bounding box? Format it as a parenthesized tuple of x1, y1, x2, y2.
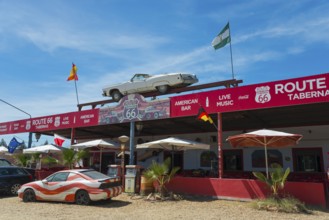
(212, 22, 231, 50)
(67, 63, 78, 81)
(197, 107, 214, 124)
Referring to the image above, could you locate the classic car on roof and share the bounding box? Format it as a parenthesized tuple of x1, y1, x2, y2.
(18, 169, 122, 205)
(102, 72, 198, 101)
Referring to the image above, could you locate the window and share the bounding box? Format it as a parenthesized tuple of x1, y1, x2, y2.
(293, 148, 323, 172)
(223, 150, 243, 171)
(10, 168, 26, 175)
(164, 151, 183, 172)
(48, 172, 69, 182)
(200, 151, 217, 167)
(251, 149, 282, 168)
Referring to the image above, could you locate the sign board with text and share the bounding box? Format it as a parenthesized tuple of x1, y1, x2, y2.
(0, 109, 99, 135)
(171, 73, 329, 117)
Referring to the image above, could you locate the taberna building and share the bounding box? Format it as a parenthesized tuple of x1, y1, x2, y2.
(1, 72, 329, 208)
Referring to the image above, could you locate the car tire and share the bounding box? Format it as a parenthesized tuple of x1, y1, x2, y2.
(23, 189, 36, 202)
(111, 90, 123, 102)
(75, 190, 91, 205)
(156, 85, 169, 94)
(10, 183, 21, 195)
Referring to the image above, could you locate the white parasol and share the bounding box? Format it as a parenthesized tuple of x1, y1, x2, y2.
(23, 144, 63, 154)
(71, 139, 120, 172)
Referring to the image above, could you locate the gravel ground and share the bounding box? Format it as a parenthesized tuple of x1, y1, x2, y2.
(1, 193, 329, 220)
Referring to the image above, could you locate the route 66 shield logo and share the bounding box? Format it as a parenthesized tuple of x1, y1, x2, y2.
(25, 120, 31, 130)
(255, 86, 271, 104)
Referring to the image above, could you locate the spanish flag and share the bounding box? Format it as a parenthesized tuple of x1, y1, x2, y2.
(197, 107, 214, 124)
(67, 63, 78, 81)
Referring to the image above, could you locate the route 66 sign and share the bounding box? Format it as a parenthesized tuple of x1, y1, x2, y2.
(255, 86, 271, 104)
(123, 98, 141, 120)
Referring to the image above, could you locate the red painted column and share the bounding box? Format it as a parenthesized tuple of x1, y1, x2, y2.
(70, 128, 75, 145)
(217, 112, 223, 178)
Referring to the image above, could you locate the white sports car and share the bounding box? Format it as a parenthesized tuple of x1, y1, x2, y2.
(18, 169, 122, 205)
(102, 73, 198, 101)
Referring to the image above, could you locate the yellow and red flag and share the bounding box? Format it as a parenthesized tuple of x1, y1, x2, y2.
(67, 63, 78, 81)
(197, 106, 214, 124)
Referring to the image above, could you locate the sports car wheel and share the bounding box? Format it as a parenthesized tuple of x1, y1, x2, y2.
(75, 190, 91, 205)
(111, 90, 123, 102)
(156, 85, 169, 94)
(10, 183, 21, 195)
(23, 189, 36, 202)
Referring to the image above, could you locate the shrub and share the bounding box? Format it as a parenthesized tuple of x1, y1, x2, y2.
(251, 196, 310, 213)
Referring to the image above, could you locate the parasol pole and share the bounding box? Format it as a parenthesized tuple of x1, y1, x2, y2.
(172, 152, 174, 169)
(264, 137, 269, 178)
(99, 148, 102, 172)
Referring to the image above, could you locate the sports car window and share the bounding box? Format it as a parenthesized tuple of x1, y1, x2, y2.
(50, 172, 69, 182)
(82, 170, 109, 180)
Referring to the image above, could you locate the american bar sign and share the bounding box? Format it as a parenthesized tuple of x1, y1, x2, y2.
(170, 73, 329, 117)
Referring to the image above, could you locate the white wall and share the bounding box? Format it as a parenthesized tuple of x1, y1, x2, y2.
(134, 125, 329, 172)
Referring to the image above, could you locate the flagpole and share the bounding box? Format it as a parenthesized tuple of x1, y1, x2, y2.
(74, 80, 80, 105)
(212, 119, 218, 131)
(229, 27, 235, 79)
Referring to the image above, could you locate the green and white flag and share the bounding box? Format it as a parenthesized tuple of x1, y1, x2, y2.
(212, 22, 231, 50)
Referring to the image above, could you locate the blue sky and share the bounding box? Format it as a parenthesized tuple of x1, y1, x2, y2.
(1, 0, 329, 145)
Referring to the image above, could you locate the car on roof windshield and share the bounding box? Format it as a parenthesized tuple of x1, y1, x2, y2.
(102, 73, 198, 101)
(18, 169, 123, 205)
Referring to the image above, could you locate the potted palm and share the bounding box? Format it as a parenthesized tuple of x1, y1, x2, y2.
(143, 157, 180, 199)
(253, 163, 290, 198)
(252, 163, 308, 212)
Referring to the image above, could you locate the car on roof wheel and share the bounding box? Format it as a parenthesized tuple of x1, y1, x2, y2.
(102, 73, 198, 101)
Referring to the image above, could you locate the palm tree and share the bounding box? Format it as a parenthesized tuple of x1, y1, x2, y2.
(62, 148, 76, 169)
(62, 148, 89, 169)
(143, 157, 180, 198)
(253, 163, 290, 197)
(42, 156, 58, 169)
(14, 153, 31, 167)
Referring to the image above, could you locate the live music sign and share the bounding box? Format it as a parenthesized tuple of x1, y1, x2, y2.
(170, 73, 329, 117)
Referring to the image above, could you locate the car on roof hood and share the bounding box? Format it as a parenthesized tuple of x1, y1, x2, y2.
(102, 72, 198, 101)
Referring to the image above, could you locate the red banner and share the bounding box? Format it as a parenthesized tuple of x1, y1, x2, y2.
(171, 73, 329, 117)
(0, 109, 99, 135)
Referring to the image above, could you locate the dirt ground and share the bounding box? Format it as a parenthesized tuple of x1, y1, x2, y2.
(1, 193, 329, 220)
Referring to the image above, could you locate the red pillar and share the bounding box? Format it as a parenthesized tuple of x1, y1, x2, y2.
(217, 112, 223, 178)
